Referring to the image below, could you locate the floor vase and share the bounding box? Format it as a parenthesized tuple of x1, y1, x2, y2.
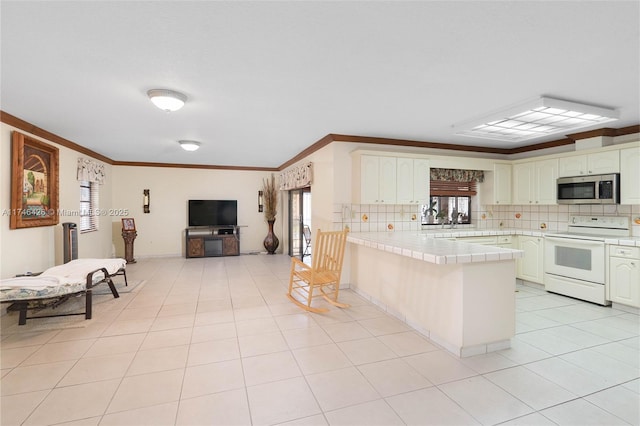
(263, 219, 279, 254)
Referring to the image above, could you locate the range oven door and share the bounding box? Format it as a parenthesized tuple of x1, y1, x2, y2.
(544, 236, 605, 284)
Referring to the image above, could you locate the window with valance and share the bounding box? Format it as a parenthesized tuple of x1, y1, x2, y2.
(77, 158, 104, 232)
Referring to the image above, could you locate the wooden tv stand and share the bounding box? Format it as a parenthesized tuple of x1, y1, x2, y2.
(185, 226, 240, 258)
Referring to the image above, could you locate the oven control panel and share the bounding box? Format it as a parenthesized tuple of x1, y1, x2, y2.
(569, 215, 630, 230)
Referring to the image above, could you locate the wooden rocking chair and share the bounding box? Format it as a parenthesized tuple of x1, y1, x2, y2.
(287, 228, 349, 313)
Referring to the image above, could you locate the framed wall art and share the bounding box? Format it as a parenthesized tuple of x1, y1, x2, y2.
(121, 218, 136, 231)
(10, 131, 60, 229)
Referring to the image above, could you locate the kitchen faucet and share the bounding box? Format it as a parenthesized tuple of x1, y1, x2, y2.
(441, 208, 460, 229)
(450, 208, 458, 229)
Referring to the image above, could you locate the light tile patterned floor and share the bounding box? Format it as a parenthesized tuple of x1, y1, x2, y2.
(1, 255, 638, 425)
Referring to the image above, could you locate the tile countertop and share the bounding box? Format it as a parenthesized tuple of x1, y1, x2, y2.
(347, 230, 524, 265)
(347, 228, 640, 266)
(604, 236, 640, 247)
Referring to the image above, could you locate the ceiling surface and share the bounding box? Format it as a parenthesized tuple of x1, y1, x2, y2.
(1, 1, 639, 168)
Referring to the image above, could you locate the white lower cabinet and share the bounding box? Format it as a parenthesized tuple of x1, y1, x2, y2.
(496, 235, 513, 248)
(516, 236, 544, 284)
(455, 236, 498, 245)
(608, 245, 640, 308)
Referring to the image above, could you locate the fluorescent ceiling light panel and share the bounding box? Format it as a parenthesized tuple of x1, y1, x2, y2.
(453, 97, 619, 142)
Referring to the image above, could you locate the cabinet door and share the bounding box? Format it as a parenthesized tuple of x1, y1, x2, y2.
(412, 159, 430, 205)
(558, 155, 587, 177)
(187, 238, 204, 257)
(397, 158, 430, 204)
(517, 236, 543, 284)
(494, 163, 512, 204)
(535, 159, 558, 205)
(396, 157, 414, 204)
(620, 147, 640, 204)
(609, 257, 639, 307)
(222, 236, 239, 256)
(378, 156, 397, 204)
(360, 155, 380, 204)
(512, 163, 534, 204)
(588, 151, 619, 174)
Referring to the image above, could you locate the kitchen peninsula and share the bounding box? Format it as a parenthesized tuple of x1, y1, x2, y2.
(347, 231, 524, 357)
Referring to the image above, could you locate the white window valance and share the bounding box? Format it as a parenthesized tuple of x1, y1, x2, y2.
(279, 162, 313, 190)
(77, 157, 105, 184)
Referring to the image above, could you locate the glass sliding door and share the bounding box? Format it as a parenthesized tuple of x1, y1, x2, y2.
(288, 187, 311, 259)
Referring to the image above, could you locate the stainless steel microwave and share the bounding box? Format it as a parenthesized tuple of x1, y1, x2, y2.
(557, 173, 620, 204)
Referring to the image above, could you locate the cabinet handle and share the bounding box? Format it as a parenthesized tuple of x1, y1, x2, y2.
(588, 170, 592, 174)
(631, 262, 636, 268)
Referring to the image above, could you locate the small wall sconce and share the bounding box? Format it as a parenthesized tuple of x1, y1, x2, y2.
(143, 189, 150, 213)
(258, 190, 264, 213)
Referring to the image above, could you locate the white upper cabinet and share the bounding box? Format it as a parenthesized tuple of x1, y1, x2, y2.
(397, 158, 430, 204)
(357, 154, 397, 204)
(512, 162, 535, 205)
(535, 158, 559, 205)
(378, 156, 397, 204)
(360, 155, 381, 204)
(512, 159, 558, 205)
(620, 146, 640, 205)
(479, 163, 512, 205)
(558, 150, 619, 177)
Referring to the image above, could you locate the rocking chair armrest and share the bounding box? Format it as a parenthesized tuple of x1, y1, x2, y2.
(291, 257, 311, 270)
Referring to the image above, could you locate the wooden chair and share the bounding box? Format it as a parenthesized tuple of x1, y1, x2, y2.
(287, 228, 349, 313)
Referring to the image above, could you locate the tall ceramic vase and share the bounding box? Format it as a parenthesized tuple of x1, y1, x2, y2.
(263, 219, 279, 254)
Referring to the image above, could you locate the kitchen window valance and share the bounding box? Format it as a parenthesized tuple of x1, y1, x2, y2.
(430, 168, 484, 183)
(77, 158, 105, 184)
(430, 168, 483, 196)
(279, 162, 313, 190)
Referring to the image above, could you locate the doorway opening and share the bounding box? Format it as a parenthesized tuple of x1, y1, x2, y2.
(288, 187, 311, 260)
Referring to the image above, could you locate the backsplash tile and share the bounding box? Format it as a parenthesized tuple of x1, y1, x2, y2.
(334, 202, 640, 235)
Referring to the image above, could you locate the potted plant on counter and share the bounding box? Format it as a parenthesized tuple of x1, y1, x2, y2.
(424, 199, 438, 224)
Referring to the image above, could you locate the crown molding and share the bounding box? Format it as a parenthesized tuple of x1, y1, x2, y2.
(3, 110, 637, 172)
(1, 111, 114, 164)
(112, 160, 278, 172)
(566, 125, 640, 141)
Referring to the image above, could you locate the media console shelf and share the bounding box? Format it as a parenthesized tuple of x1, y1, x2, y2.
(185, 226, 240, 258)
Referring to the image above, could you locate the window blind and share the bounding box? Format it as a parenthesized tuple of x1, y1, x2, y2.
(80, 181, 99, 232)
(430, 180, 477, 196)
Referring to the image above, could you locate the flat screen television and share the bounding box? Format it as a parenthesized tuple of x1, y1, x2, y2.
(188, 200, 237, 227)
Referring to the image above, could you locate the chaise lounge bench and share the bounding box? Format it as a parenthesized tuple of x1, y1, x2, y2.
(0, 258, 127, 325)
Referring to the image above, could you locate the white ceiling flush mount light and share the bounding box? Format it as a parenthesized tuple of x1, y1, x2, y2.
(147, 89, 187, 112)
(179, 140, 201, 151)
(453, 97, 619, 142)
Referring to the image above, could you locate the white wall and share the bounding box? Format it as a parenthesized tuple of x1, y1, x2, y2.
(1, 123, 113, 278)
(111, 165, 277, 257)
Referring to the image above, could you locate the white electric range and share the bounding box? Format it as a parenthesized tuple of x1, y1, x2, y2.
(544, 215, 630, 305)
